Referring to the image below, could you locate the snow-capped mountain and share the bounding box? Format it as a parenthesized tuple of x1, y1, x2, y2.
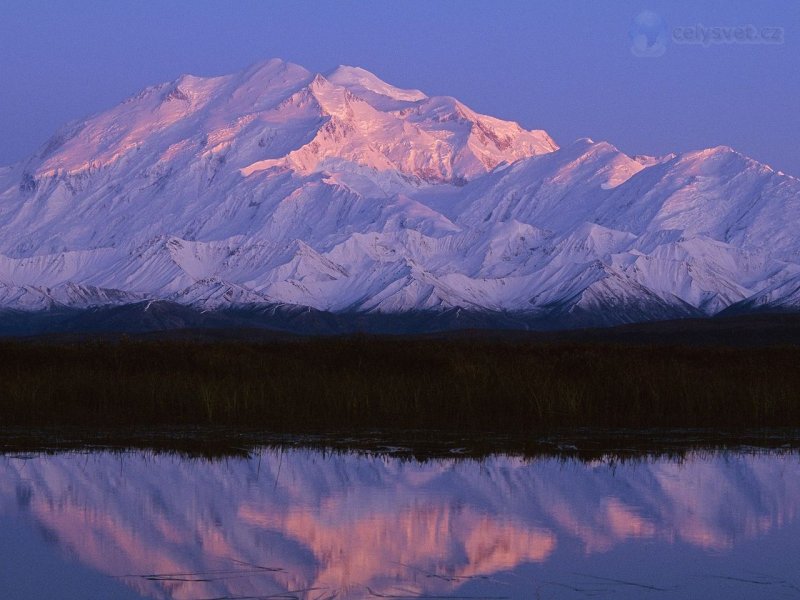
(0, 58, 798, 330)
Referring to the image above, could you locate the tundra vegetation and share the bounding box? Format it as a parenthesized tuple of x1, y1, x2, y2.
(1, 336, 797, 432)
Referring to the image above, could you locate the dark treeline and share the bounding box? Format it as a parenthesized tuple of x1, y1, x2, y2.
(0, 337, 798, 431)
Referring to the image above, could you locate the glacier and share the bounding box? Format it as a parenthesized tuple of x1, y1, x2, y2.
(0, 58, 798, 331)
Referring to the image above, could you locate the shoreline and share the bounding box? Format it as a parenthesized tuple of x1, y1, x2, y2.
(2, 426, 799, 460)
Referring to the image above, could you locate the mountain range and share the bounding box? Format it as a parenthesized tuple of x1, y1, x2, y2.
(1, 58, 798, 333)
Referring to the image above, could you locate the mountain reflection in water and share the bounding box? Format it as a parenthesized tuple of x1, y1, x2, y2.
(1, 449, 799, 599)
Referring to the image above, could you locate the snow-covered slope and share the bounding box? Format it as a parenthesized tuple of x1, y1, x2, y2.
(0, 58, 798, 327)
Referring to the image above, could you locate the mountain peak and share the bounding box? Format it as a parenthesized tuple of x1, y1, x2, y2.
(675, 145, 761, 174)
(241, 57, 310, 78)
(326, 65, 427, 104)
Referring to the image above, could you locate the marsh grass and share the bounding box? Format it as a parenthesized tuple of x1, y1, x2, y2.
(0, 337, 798, 431)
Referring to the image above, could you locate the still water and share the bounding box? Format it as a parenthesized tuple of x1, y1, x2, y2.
(1, 448, 798, 599)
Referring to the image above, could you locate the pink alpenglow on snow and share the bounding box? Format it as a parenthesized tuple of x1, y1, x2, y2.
(0, 58, 799, 324)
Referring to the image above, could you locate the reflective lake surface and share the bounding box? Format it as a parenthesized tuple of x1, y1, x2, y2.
(1, 448, 799, 599)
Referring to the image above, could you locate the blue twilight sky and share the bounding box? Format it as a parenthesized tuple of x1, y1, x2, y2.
(0, 0, 798, 175)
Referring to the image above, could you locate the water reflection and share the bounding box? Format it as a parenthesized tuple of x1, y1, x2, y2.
(1, 449, 799, 599)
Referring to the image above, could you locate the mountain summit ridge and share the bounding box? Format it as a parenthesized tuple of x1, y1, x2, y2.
(0, 59, 798, 328)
